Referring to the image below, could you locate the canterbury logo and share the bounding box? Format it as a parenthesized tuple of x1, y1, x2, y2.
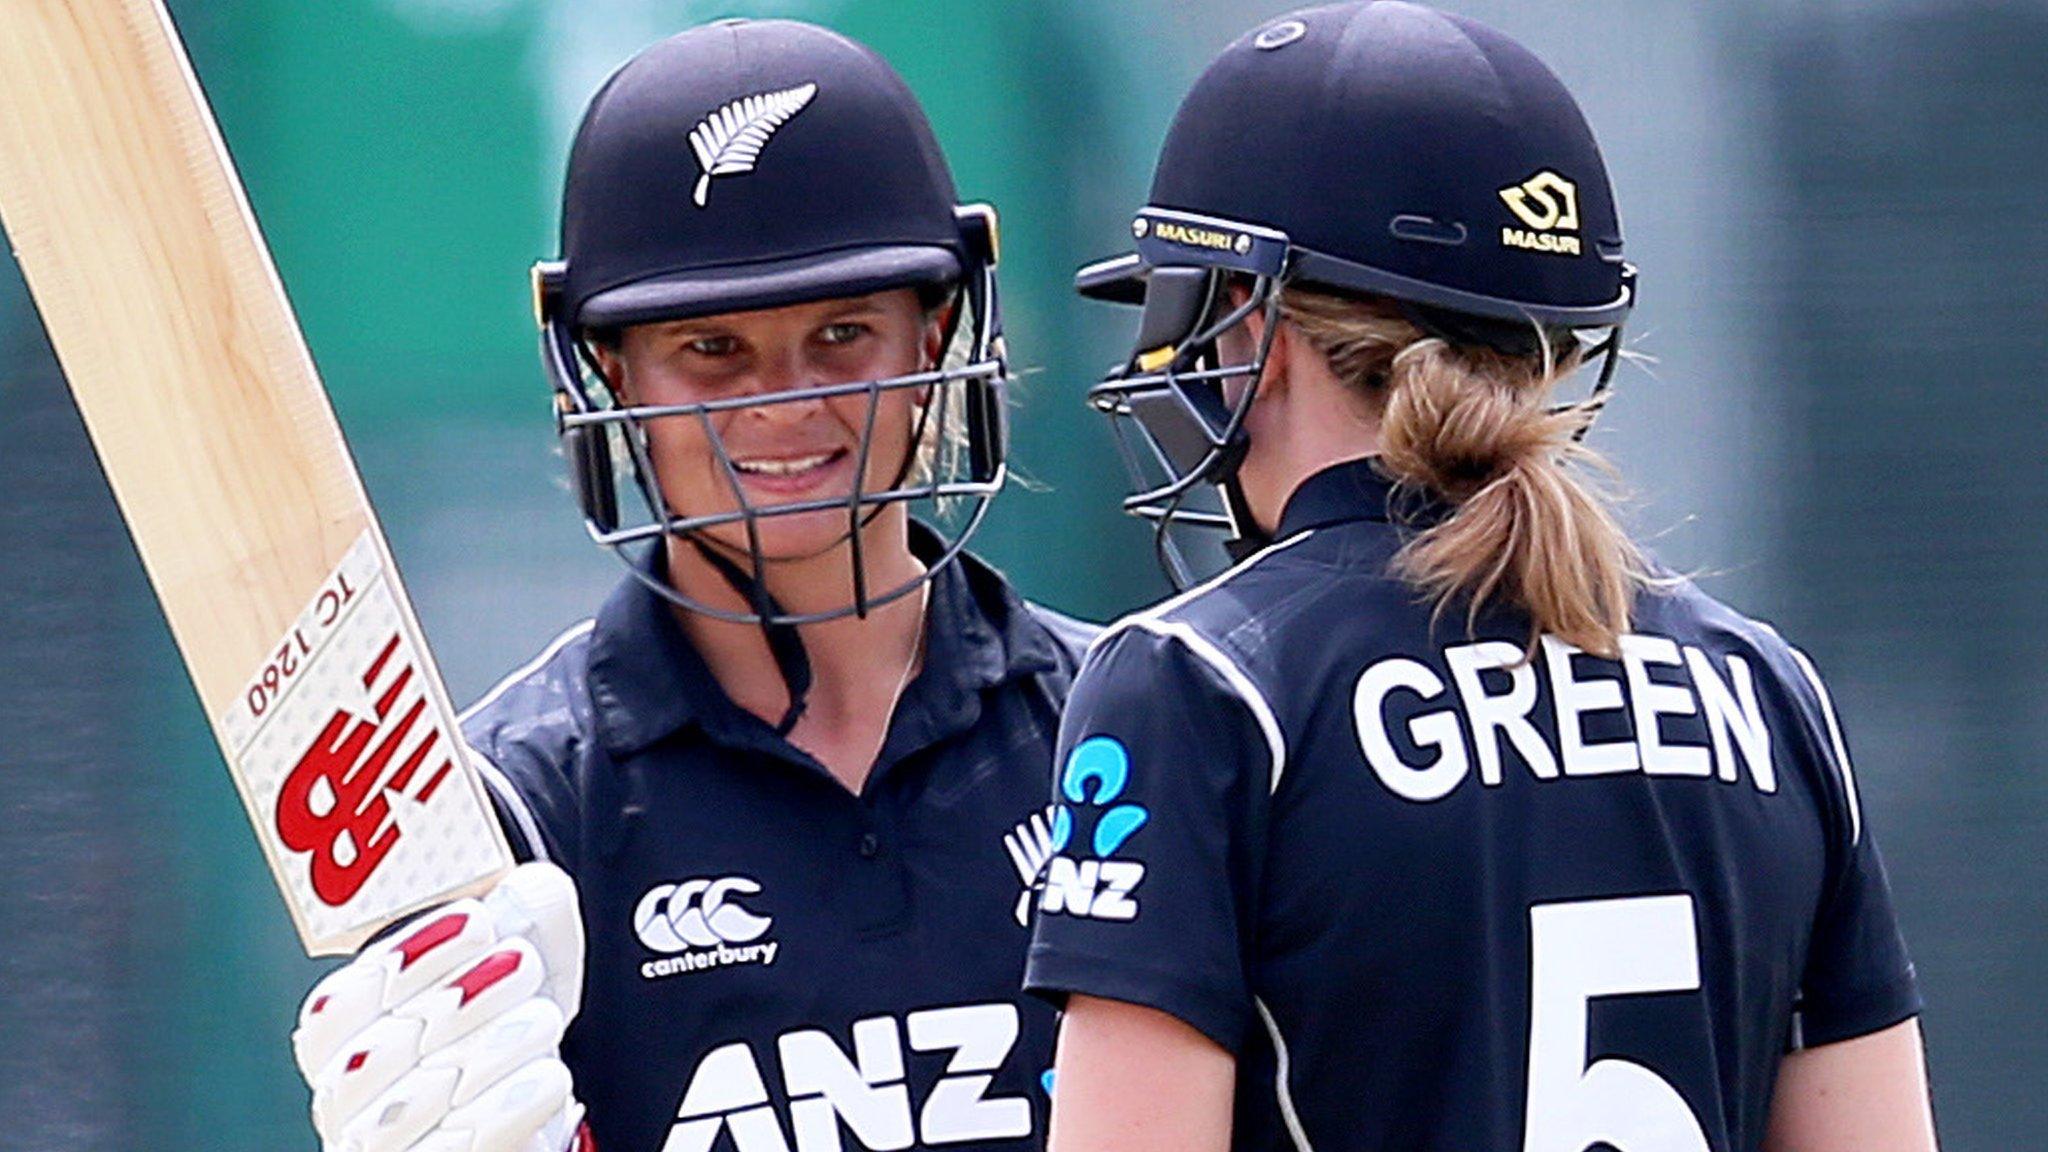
(1498, 170, 1583, 255)
(687, 82, 819, 208)
(634, 876, 772, 952)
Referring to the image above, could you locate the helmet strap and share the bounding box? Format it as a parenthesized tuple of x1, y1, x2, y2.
(686, 536, 814, 736)
(1219, 476, 1269, 562)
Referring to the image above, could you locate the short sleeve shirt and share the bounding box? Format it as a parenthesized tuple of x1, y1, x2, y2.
(1024, 459, 1919, 1152)
(464, 533, 1094, 1152)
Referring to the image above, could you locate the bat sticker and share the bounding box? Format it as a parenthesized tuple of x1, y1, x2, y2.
(225, 533, 506, 946)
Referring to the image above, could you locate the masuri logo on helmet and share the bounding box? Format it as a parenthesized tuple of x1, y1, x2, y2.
(1498, 169, 1583, 256)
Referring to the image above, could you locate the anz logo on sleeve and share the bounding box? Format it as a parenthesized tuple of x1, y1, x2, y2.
(1036, 736, 1150, 922)
(660, 1002, 1032, 1152)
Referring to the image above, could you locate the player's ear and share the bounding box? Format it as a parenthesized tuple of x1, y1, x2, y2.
(1240, 306, 1297, 410)
(1227, 281, 1273, 348)
(918, 287, 956, 371)
(1262, 310, 1294, 395)
(1226, 284, 1291, 400)
(588, 339, 629, 401)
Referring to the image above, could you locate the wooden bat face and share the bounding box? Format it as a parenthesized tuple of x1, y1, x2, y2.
(0, 0, 511, 954)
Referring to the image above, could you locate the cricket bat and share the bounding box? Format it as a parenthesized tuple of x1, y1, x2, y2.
(0, 0, 513, 955)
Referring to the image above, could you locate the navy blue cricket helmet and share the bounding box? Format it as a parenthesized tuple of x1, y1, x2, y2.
(533, 18, 1008, 624)
(1080, 1, 1636, 583)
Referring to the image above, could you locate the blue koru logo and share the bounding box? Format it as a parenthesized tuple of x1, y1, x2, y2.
(1053, 736, 1149, 858)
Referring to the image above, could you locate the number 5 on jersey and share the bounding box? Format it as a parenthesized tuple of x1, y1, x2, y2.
(1525, 895, 1712, 1152)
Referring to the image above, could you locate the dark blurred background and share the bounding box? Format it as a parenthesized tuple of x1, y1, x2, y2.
(1, 1, 2040, 1148)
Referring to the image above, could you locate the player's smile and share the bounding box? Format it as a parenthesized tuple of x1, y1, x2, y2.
(726, 445, 853, 499)
(696, 428, 897, 561)
(695, 380, 914, 540)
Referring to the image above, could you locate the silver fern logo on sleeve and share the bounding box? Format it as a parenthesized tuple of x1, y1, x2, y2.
(687, 82, 820, 207)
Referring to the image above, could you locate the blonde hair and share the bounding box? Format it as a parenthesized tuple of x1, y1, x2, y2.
(910, 288, 972, 491)
(1279, 288, 1646, 657)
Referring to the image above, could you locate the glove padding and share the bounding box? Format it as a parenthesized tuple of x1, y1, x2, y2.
(294, 862, 587, 1152)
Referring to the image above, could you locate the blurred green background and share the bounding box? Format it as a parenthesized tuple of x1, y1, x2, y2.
(1, 1, 2041, 1148)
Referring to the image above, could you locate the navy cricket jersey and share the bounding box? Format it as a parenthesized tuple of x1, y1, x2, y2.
(1024, 458, 1920, 1152)
(463, 530, 1092, 1152)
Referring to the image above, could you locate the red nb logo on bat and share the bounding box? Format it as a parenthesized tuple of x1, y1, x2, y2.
(274, 634, 456, 906)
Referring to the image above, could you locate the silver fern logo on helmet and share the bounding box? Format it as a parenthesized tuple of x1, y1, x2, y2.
(687, 82, 819, 207)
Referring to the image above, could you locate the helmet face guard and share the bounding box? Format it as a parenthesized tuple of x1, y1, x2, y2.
(1079, 210, 1288, 587)
(1082, 206, 1633, 589)
(537, 205, 1009, 625)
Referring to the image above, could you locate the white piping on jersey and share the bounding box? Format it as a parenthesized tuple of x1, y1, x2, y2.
(459, 618, 597, 723)
(1127, 617, 1289, 795)
(1100, 531, 1317, 639)
(1786, 647, 1864, 845)
(1086, 533, 1310, 795)
(454, 619, 594, 866)
(1255, 997, 1318, 1152)
(464, 742, 551, 864)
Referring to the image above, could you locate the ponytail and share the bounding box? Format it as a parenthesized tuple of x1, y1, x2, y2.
(1279, 289, 1645, 657)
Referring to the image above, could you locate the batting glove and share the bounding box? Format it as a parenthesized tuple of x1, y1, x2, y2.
(292, 862, 590, 1152)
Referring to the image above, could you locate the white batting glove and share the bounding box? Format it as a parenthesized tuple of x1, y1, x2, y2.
(292, 862, 589, 1152)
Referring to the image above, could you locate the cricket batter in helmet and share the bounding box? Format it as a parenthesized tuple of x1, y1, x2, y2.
(1075, 0, 1632, 586)
(289, 21, 1093, 1152)
(535, 18, 1007, 627)
(1028, 6, 1936, 1152)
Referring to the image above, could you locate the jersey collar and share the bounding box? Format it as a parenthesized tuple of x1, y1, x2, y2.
(1273, 455, 1429, 540)
(584, 524, 1063, 762)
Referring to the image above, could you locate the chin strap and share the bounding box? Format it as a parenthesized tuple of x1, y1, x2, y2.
(1219, 474, 1269, 563)
(686, 538, 813, 736)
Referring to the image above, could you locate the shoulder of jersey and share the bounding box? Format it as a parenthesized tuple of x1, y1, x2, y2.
(1638, 572, 1798, 663)
(458, 619, 601, 756)
(1634, 572, 1841, 718)
(1021, 600, 1102, 672)
(1079, 536, 1305, 689)
(1092, 530, 1405, 654)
